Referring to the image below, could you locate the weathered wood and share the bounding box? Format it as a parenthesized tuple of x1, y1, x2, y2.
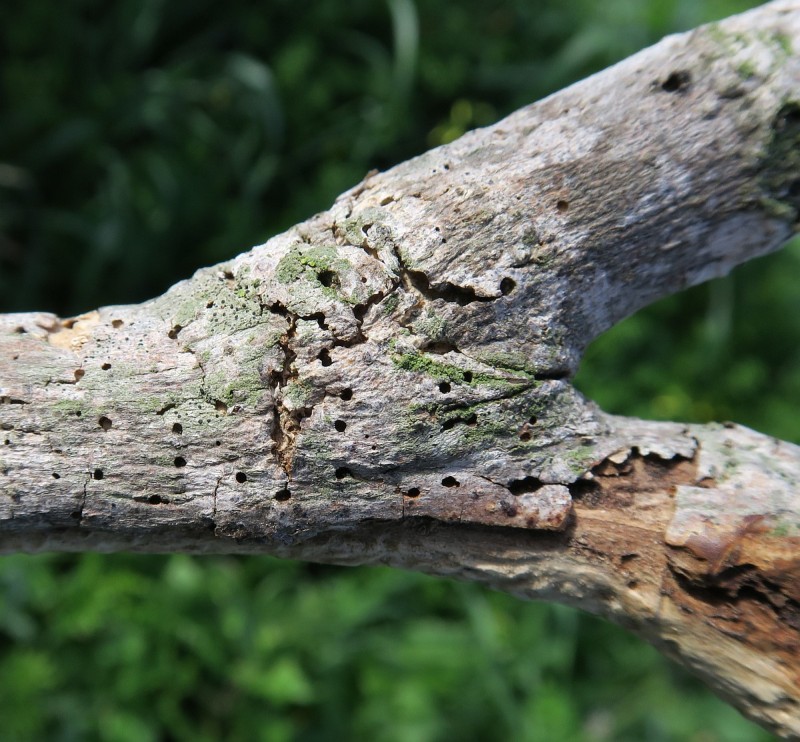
(2, 1, 799, 737)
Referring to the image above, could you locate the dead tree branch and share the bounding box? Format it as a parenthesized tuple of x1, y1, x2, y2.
(2, 2, 799, 737)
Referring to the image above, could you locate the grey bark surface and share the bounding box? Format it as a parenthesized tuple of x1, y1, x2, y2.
(2, 1, 800, 737)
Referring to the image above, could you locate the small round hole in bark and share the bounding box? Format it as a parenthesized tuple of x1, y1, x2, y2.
(93, 469, 104, 480)
(215, 440, 221, 446)
(462, 371, 473, 383)
(529, 416, 537, 425)
(235, 471, 247, 483)
(438, 381, 451, 393)
(319, 349, 333, 366)
(75, 411, 82, 417)
(317, 270, 335, 287)
(334, 419, 347, 432)
(215, 400, 228, 415)
(111, 319, 123, 328)
(148, 495, 165, 505)
(168, 325, 182, 340)
(98, 416, 112, 431)
(500, 277, 516, 295)
(340, 388, 353, 401)
(174, 456, 186, 468)
(74, 369, 85, 382)
(335, 467, 351, 479)
(568, 478, 601, 499)
(52, 472, 60, 479)
(275, 487, 290, 501)
(556, 200, 569, 213)
(661, 70, 691, 93)
(441, 476, 459, 487)
(101, 363, 111, 371)
(172, 423, 183, 434)
(406, 487, 420, 497)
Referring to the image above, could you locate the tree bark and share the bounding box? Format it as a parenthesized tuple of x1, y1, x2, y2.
(2, 1, 800, 737)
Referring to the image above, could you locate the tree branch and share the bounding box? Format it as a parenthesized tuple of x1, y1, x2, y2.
(2, 1, 799, 737)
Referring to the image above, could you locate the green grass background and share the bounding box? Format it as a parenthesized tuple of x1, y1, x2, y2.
(0, 1, 794, 739)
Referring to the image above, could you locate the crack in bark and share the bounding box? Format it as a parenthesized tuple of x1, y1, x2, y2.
(74, 472, 89, 526)
(269, 309, 299, 477)
(432, 381, 541, 414)
(180, 343, 227, 417)
(386, 241, 514, 306)
(210, 475, 222, 532)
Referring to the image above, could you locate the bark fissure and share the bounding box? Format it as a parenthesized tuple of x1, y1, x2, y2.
(269, 308, 299, 478)
(74, 472, 89, 526)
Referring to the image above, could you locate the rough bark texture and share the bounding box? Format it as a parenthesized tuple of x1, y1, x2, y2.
(2, 1, 800, 738)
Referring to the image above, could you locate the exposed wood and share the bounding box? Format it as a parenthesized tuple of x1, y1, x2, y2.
(1, 1, 799, 737)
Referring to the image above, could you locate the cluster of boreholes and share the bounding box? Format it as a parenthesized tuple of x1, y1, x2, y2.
(56, 313, 250, 503)
(52, 403, 247, 504)
(403, 470, 588, 505)
(402, 474, 535, 501)
(261, 283, 390, 500)
(55, 259, 525, 506)
(220, 249, 523, 497)
(325, 370, 546, 506)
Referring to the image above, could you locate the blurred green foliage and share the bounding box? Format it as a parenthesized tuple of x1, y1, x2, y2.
(0, 0, 789, 740)
(575, 240, 800, 444)
(0, 553, 773, 742)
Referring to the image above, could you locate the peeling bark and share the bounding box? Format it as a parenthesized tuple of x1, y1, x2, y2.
(2, 1, 800, 738)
